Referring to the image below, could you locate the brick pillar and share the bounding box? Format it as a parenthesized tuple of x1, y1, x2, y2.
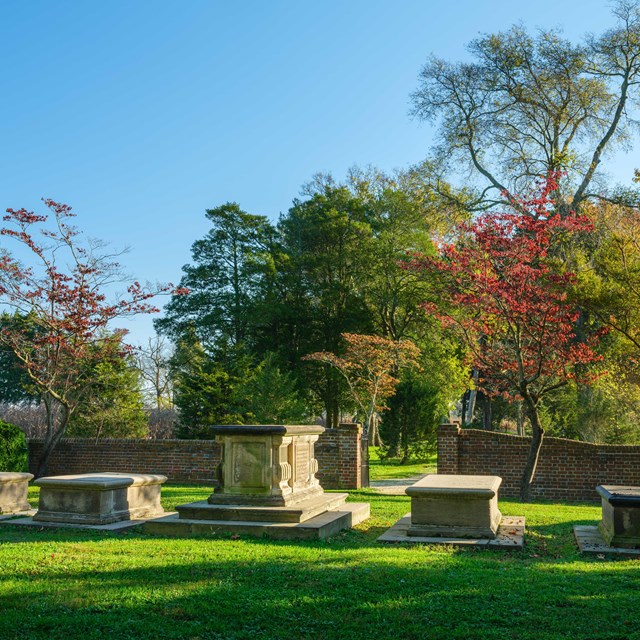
(437, 423, 460, 474)
(337, 423, 362, 489)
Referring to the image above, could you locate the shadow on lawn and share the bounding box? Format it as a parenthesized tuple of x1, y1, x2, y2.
(1, 539, 639, 640)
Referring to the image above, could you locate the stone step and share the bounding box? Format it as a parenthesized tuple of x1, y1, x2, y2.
(144, 502, 370, 541)
(176, 492, 349, 524)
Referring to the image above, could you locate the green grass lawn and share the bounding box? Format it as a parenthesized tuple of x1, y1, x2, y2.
(368, 447, 436, 481)
(1, 485, 639, 640)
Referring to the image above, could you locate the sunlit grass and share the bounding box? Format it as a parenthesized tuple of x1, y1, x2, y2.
(1, 485, 632, 640)
(368, 446, 437, 481)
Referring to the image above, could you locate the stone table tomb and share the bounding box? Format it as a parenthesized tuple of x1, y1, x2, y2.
(0, 472, 33, 514)
(379, 474, 524, 549)
(406, 474, 503, 538)
(33, 472, 167, 525)
(597, 485, 640, 549)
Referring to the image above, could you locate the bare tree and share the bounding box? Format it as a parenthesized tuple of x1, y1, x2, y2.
(411, 1, 640, 213)
(134, 335, 174, 410)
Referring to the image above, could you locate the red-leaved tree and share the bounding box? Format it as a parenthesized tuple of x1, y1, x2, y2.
(0, 200, 184, 476)
(304, 333, 421, 446)
(411, 178, 604, 501)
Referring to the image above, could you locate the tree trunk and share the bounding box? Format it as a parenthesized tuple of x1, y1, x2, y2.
(516, 401, 525, 437)
(482, 394, 492, 430)
(519, 396, 544, 502)
(461, 392, 468, 426)
(35, 403, 69, 478)
(367, 414, 383, 447)
(36, 428, 64, 478)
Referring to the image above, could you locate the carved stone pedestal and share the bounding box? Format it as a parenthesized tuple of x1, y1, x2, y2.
(209, 424, 324, 507)
(145, 425, 370, 540)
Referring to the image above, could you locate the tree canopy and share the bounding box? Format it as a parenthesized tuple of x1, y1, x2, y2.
(411, 1, 640, 213)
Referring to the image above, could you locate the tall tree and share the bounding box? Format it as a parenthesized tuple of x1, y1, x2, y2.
(413, 179, 604, 500)
(277, 186, 374, 427)
(67, 351, 148, 439)
(411, 1, 640, 213)
(157, 203, 279, 358)
(170, 328, 245, 438)
(232, 353, 307, 424)
(0, 200, 174, 476)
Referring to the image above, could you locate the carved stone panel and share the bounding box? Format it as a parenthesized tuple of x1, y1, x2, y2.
(294, 443, 310, 488)
(231, 442, 266, 489)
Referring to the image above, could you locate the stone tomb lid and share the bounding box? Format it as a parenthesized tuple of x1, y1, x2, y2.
(209, 424, 325, 437)
(0, 472, 34, 483)
(34, 472, 167, 490)
(406, 474, 502, 497)
(596, 485, 640, 507)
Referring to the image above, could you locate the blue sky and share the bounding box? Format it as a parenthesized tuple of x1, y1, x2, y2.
(0, 0, 633, 343)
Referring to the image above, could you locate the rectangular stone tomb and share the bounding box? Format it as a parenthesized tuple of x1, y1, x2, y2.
(597, 485, 640, 549)
(208, 424, 324, 506)
(144, 425, 370, 540)
(33, 472, 166, 525)
(405, 474, 502, 539)
(0, 472, 33, 514)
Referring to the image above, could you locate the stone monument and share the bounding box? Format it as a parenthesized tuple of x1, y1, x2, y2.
(406, 474, 503, 538)
(33, 472, 167, 525)
(597, 485, 640, 548)
(145, 424, 369, 539)
(378, 473, 525, 549)
(0, 472, 33, 515)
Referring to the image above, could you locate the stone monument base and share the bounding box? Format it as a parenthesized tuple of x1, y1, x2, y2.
(378, 514, 525, 549)
(33, 472, 167, 525)
(0, 472, 33, 514)
(177, 492, 349, 523)
(144, 492, 369, 540)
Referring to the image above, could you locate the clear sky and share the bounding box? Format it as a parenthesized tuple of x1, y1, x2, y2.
(1, 0, 634, 343)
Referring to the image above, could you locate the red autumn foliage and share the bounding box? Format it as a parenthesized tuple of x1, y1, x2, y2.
(409, 176, 605, 500)
(0, 199, 184, 475)
(304, 332, 421, 445)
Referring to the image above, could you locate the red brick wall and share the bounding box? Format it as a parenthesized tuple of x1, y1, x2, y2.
(438, 424, 640, 501)
(28, 424, 362, 490)
(28, 439, 221, 484)
(315, 423, 362, 490)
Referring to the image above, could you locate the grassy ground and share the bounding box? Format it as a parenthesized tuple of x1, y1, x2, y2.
(1, 485, 639, 640)
(368, 447, 436, 481)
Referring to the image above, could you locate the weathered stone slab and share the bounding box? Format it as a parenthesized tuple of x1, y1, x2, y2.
(378, 514, 525, 549)
(0, 472, 33, 514)
(3, 514, 164, 533)
(144, 502, 370, 540)
(176, 492, 349, 524)
(574, 525, 640, 557)
(596, 485, 640, 549)
(33, 472, 166, 525)
(406, 474, 502, 538)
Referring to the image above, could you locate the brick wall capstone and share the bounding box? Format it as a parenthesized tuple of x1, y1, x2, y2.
(437, 423, 640, 502)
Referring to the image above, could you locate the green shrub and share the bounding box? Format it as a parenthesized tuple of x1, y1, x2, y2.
(0, 420, 28, 472)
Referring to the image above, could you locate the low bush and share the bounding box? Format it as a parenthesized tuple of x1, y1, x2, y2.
(0, 420, 28, 472)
